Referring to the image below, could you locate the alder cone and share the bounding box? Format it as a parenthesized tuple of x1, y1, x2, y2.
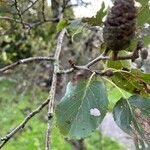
(103, 0, 137, 52)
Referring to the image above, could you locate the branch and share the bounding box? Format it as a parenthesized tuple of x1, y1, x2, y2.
(68, 0, 90, 8)
(0, 0, 59, 30)
(0, 16, 31, 27)
(45, 29, 66, 150)
(42, 0, 46, 21)
(0, 30, 66, 149)
(0, 98, 50, 149)
(0, 16, 59, 29)
(0, 56, 55, 74)
(30, 18, 59, 27)
(57, 54, 126, 74)
(22, 0, 39, 14)
(79, 0, 91, 6)
(59, 41, 143, 74)
(14, 0, 25, 28)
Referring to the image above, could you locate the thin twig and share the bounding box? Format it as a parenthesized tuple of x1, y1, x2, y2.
(61, 0, 70, 14)
(22, 0, 39, 14)
(0, 16, 59, 28)
(0, 16, 30, 27)
(30, 18, 59, 27)
(0, 56, 55, 74)
(42, 0, 46, 21)
(0, 31, 142, 149)
(0, 98, 50, 149)
(68, 0, 90, 8)
(59, 41, 142, 74)
(0, 30, 66, 149)
(80, 0, 91, 6)
(58, 54, 130, 74)
(14, 0, 25, 28)
(45, 29, 66, 150)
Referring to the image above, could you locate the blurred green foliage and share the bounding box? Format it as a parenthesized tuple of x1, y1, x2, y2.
(0, 78, 124, 150)
(0, 0, 56, 66)
(0, 0, 150, 149)
(85, 131, 125, 150)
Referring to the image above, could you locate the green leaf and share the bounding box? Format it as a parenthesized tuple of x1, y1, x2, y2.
(106, 51, 131, 70)
(110, 70, 150, 97)
(55, 79, 108, 139)
(85, 130, 126, 150)
(137, 0, 150, 46)
(137, 0, 150, 27)
(107, 60, 123, 70)
(2, 50, 7, 61)
(107, 86, 131, 111)
(68, 19, 82, 29)
(57, 19, 69, 32)
(68, 19, 84, 41)
(126, 38, 138, 52)
(107, 60, 131, 70)
(113, 95, 150, 150)
(82, 2, 106, 26)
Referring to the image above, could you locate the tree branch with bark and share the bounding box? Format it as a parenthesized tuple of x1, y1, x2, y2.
(0, 30, 144, 149)
(0, 29, 66, 149)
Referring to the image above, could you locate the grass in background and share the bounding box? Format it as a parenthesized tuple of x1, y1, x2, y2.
(0, 77, 125, 150)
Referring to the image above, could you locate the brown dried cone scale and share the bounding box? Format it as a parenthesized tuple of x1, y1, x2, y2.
(103, 0, 137, 59)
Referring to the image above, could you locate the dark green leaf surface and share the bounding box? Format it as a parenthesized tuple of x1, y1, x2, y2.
(55, 79, 108, 139)
(113, 95, 150, 150)
(113, 98, 133, 135)
(137, 0, 150, 26)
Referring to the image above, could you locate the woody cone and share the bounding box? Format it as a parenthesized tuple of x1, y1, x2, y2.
(103, 0, 137, 59)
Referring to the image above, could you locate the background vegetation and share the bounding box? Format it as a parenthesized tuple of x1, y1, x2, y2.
(0, 0, 150, 150)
